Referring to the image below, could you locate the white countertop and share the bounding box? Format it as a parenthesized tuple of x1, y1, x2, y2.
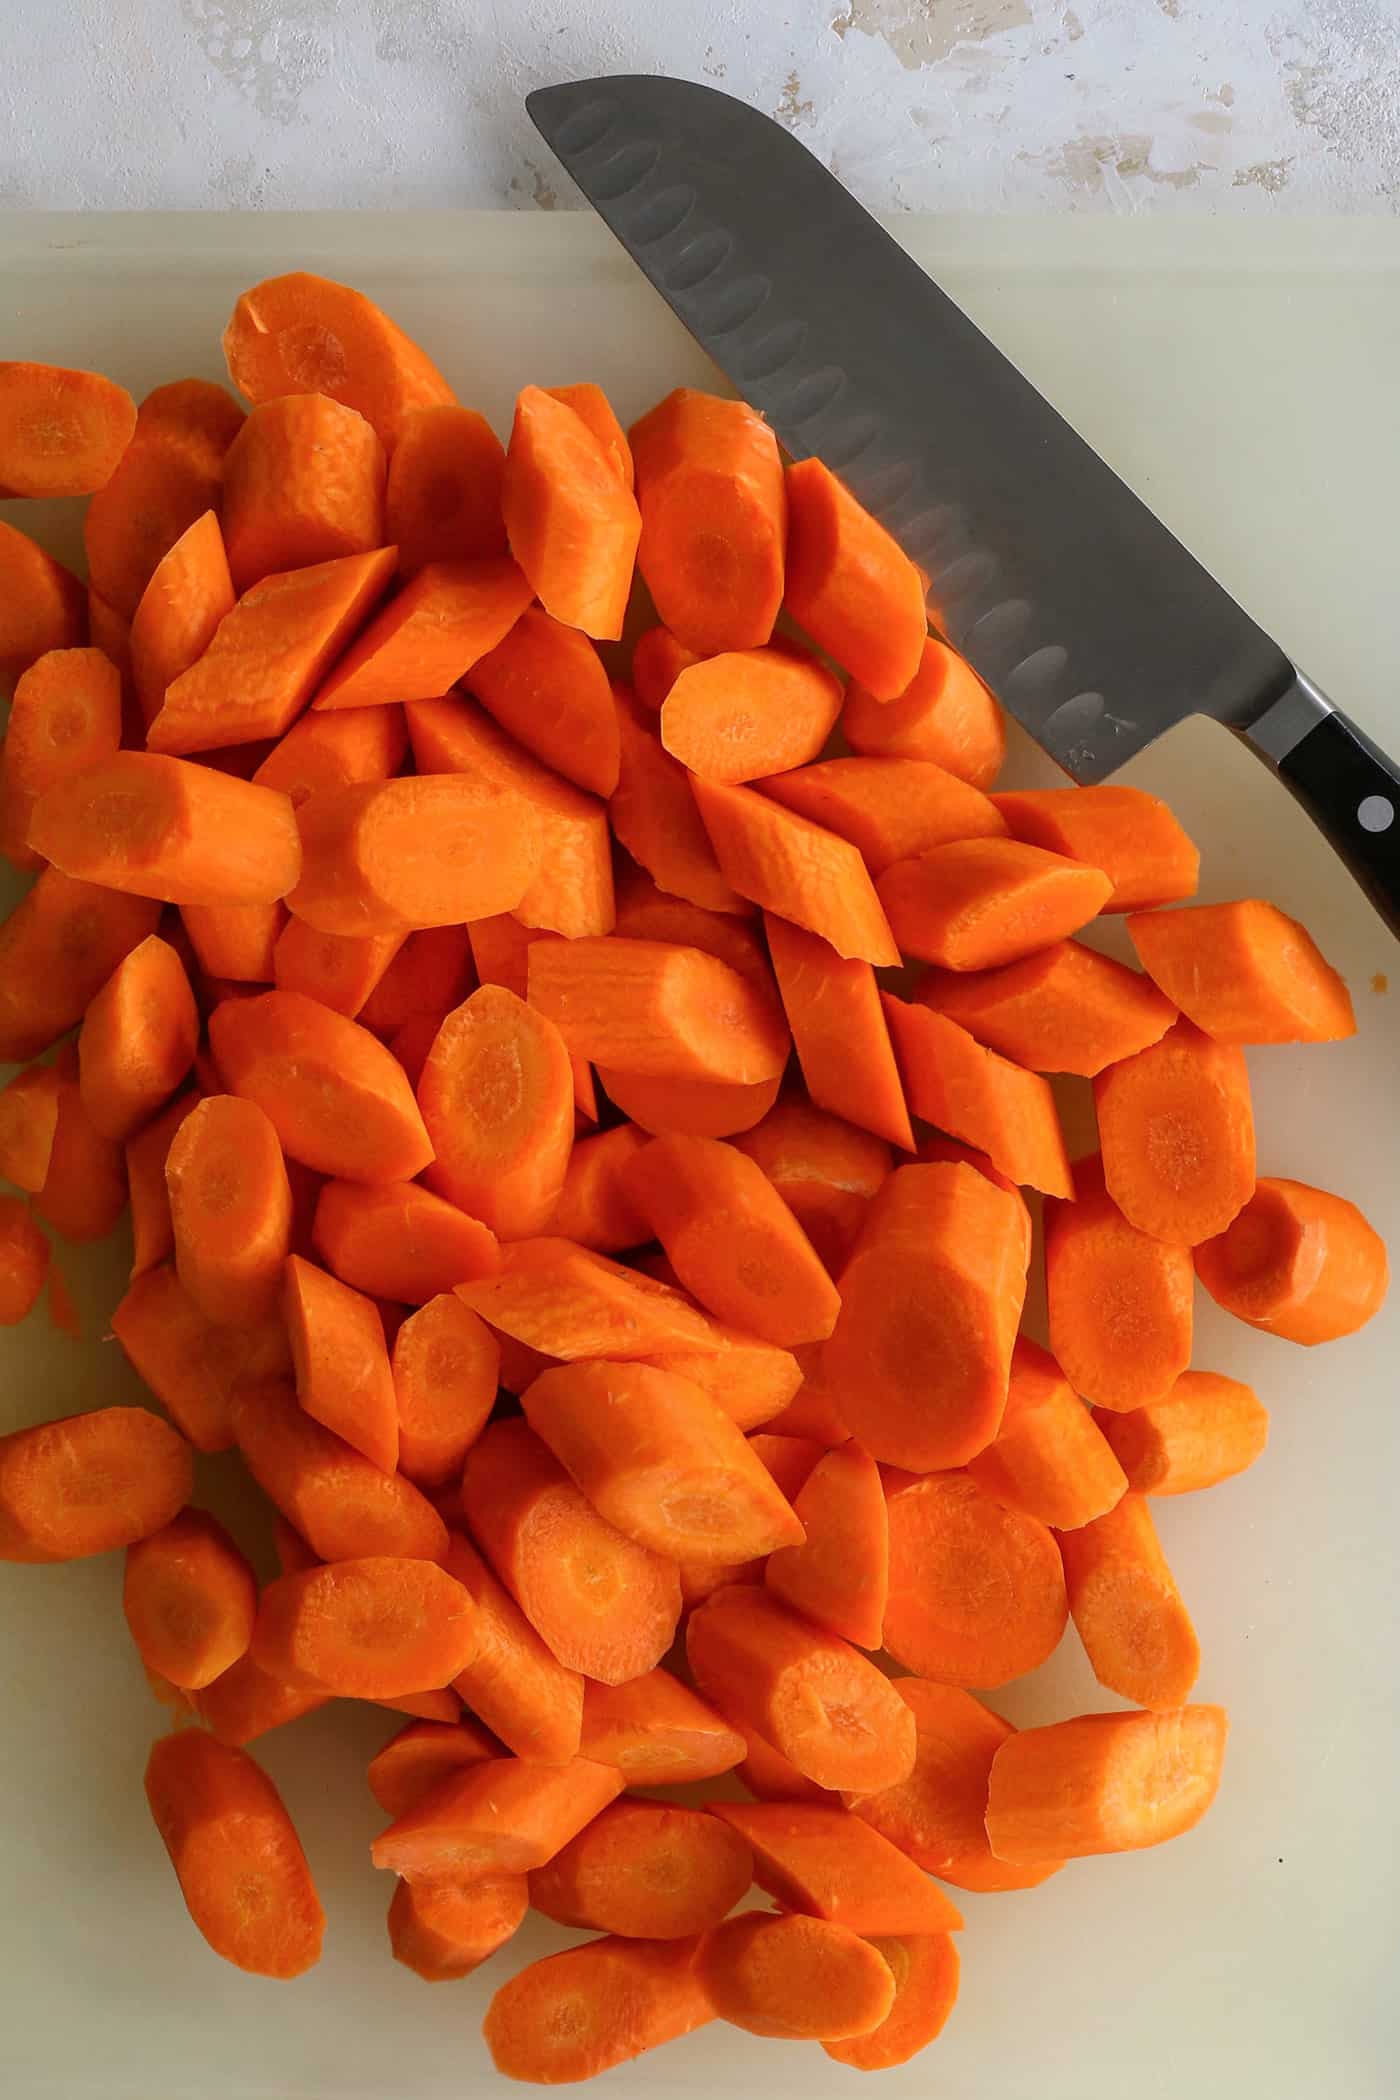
(5, 0, 1398, 214)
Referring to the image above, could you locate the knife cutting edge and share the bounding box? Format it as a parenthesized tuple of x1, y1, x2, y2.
(527, 75, 1399, 937)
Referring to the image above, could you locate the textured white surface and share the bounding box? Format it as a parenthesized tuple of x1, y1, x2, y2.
(4, 0, 1399, 213)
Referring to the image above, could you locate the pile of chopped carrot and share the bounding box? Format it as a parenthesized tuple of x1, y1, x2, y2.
(0, 276, 1388, 2082)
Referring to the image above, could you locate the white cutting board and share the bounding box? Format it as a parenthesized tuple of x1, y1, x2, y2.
(1, 213, 1397, 2100)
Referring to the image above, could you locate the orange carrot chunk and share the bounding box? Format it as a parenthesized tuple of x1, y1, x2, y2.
(737, 1722, 837, 1806)
(455, 1237, 722, 1361)
(148, 548, 397, 753)
(883, 993, 1073, 1198)
(765, 1442, 888, 1648)
(686, 1584, 916, 1793)
(311, 556, 532, 713)
(636, 1329, 803, 1435)
(231, 1380, 447, 1564)
(0, 360, 136, 497)
(111, 1261, 289, 1453)
(985, 1704, 1229, 1863)
(465, 605, 620, 798)
(1126, 897, 1357, 1043)
(312, 1177, 499, 1303)
(1059, 1491, 1200, 1710)
(371, 1754, 624, 1880)
(993, 784, 1199, 912)
(920, 939, 1178, 1077)
(273, 919, 404, 1018)
(731, 1095, 891, 1276)
(630, 388, 785, 652)
(844, 633, 1004, 786)
(253, 700, 407, 809)
(284, 1253, 398, 1472)
(367, 1714, 498, 1819)
(390, 1292, 498, 1487)
(220, 394, 386, 593)
(966, 1337, 1127, 1531)
(631, 624, 700, 713)
(0, 1063, 63, 1194)
(764, 914, 914, 1152)
(579, 1668, 746, 1786)
(610, 684, 751, 916)
(129, 510, 237, 729)
(33, 1048, 128, 1244)
(883, 1468, 1067, 1688)
(386, 404, 507, 572)
(223, 271, 455, 449)
(123, 1508, 257, 1689)
(824, 1163, 1027, 1473)
(694, 778, 900, 965)
(1195, 1176, 1389, 1344)
(181, 900, 283, 984)
(845, 1678, 1064, 1893)
(76, 933, 198, 1141)
(758, 755, 1005, 876)
(1096, 1016, 1255, 1245)
(611, 865, 772, 977)
(442, 1532, 585, 1765)
(418, 985, 574, 1239)
(547, 1123, 652, 1253)
(661, 643, 843, 786)
(1046, 1155, 1195, 1410)
(1096, 1369, 1269, 1495)
(547, 383, 634, 487)
(145, 1729, 325, 1977)
(709, 1800, 962, 1937)
(529, 1801, 754, 1938)
(484, 1934, 713, 2083)
(823, 1931, 961, 2071)
(0, 1196, 49, 1325)
(0, 521, 86, 698)
(359, 922, 475, 1038)
(251, 1554, 478, 1697)
(528, 937, 789, 1087)
(83, 379, 242, 620)
(388, 1872, 526, 1984)
(166, 1095, 292, 1326)
(878, 837, 1113, 970)
(193, 1651, 328, 1747)
(502, 385, 641, 641)
(0, 869, 159, 1063)
(461, 1418, 682, 1685)
(699, 1912, 896, 2042)
(784, 457, 926, 700)
(1, 647, 123, 870)
(0, 1405, 192, 1563)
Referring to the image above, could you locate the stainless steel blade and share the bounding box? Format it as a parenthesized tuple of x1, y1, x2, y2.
(528, 75, 1296, 783)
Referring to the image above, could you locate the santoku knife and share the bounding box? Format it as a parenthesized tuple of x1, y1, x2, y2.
(528, 75, 1399, 936)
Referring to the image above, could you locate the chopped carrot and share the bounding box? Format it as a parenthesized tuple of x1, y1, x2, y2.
(148, 548, 397, 752)
(0, 1405, 192, 1563)
(371, 1753, 624, 1879)
(0, 520, 86, 697)
(661, 642, 842, 785)
(29, 752, 301, 906)
(123, 1508, 257, 1689)
(220, 394, 386, 593)
(284, 1253, 398, 1473)
(388, 1872, 527, 1984)
(0, 870, 158, 1062)
(166, 1095, 292, 1326)
(76, 933, 198, 1141)
(630, 388, 785, 651)
(528, 936, 789, 1087)
(408, 694, 615, 939)
(764, 1443, 888, 1647)
(763, 914, 913, 1152)
(522, 1358, 805, 1564)
(883, 1467, 1068, 1686)
(288, 772, 539, 935)
(210, 989, 433, 1180)
(82, 407, 225, 621)
(0, 1063, 64, 1194)
(966, 1337, 1127, 1531)
(631, 623, 700, 712)
(311, 1177, 500, 1303)
(686, 1584, 916, 1792)
(693, 778, 900, 965)
(547, 383, 633, 487)
(1096, 1369, 1269, 1495)
(708, 1801, 962, 1937)
(823, 1930, 961, 2071)
(610, 683, 751, 915)
(1059, 1492, 1200, 1710)
(461, 915, 598, 1116)
(985, 1704, 1229, 1862)
(194, 1652, 328, 1747)
(759, 755, 1006, 878)
(547, 1123, 651, 1253)
(637, 1328, 803, 1434)
(993, 784, 1199, 912)
(824, 1163, 1027, 1472)
(251, 1554, 478, 1697)
(129, 511, 237, 729)
(222, 271, 454, 448)
(181, 900, 283, 983)
(145, 1729, 325, 1977)
(442, 1532, 585, 1764)
(598, 1067, 782, 1141)
(909, 1131, 1030, 1258)
(466, 605, 621, 797)
(231, 1380, 448, 1563)
(252, 699, 408, 807)
(358, 922, 475, 1038)
(111, 1261, 289, 1452)
(1126, 898, 1357, 1043)
(0, 360, 136, 497)
(484, 1933, 713, 2083)
(762, 1353, 851, 1446)
(877, 837, 1113, 970)
(1195, 1175, 1389, 1344)
(845, 1677, 1064, 1893)
(699, 1911, 896, 2041)
(579, 1668, 746, 1785)
(920, 939, 1177, 1077)
(1045, 1154, 1195, 1410)
(34, 1048, 128, 1243)
(610, 865, 769, 980)
(736, 1721, 837, 1805)
(386, 403, 507, 572)
(1, 647, 123, 870)
(883, 993, 1073, 1198)
(367, 1714, 499, 1818)
(0, 1197, 49, 1325)
(418, 985, 574, 1239)
(390, 1292, 498, 1487)
(785, 457, 926, 699)
(273, 918, 404, 1018)
(312, 555, 532, 712)
(725, 1094, 890, 1274)
(1095, 1016, 1255, 1244)
(529, 1800, 754, 1939)
(502, 385, 641, 640)
(461, 1418, 682, 1684)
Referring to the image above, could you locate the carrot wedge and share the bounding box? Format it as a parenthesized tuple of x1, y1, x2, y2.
(993, 783, 1199, 911)
(985, 1704, 1229, 1862)
(111, 1261, 289, 1453)
(784, 457, 926, 699)
(252, 701, 407, 807)
(230, 1380, 447, 1564)
(75, 933, 198, 1141)
(418, 985, 574, 1239)
(1, 647, 122, 870)
(284, 1253, 398, 1473)
(311, 556, 532, 711)
(251, 1555, 477, 1697)
(920, 939, 1178, 1076)
(883, 993, 1072, 1197)
(694, 778, 900, 964)
(527, 936, 789, 1086)
(883, 1468, 1067, 1688)
(502, 385, 641, 640)
(878, 838, 1113, 969)
(123, 1509, 257, 1690)
(662, 643, 843, 785)
(1096, 1016, 1255, 1244)
(484, 1935, 712, 2082)
(391, 1293, 498, 1487)
(442, 1532, 585, 1765)
(758, 755, 1005, 874)
(370, 1754, 624, 1879)
(764, 914, 914, 1150)
(368, 1716, 498, 1819)
(966, 1337, 1127, 1530)
(1059, 1492, 1201, 1710)
(547, 1123, 651, 1253)
(220, 394, 386, 593)
(130, 511, 237, 728)
(1194, 1175, 1389, 1343)
(455, 1238, 720, 1360)
(547, 383, 633, 486)
(528, 1801, 753, 1938)
(598, 1067, 781, 1140)
(166, 1095, 292, 1326)
(0, 1406, 192, 1563)
(1046, 1155, 1194, 1409)
(708, 1800, 962, 1937)
(699, 1913, 895, 2042)
(1126, 897, 1357, 1043)
(83, 379, 242, 620)
(388, 1872, 527, 1983)
(765, 1442, 888, 1647)
(1095, 1369, 1269, 1495)
(610, 683, 751, 916)
(579, 1668, 745, 1785)
(386, 404, 507, 572)
(823, 1931, 961, 2071)
(0, 360, 135, 496)
(289, 774, 539, 936)
(466, 605, 620, 797)
(631, 624, 699, 712)
(0, 1064, 63, 1195)
(312, 1178, 500, 1303)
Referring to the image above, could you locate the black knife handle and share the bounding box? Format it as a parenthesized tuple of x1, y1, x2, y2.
(1248, 677, 1400, 937)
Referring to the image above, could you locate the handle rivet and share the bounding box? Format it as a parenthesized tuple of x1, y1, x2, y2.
(1357, 795, 1395, 834)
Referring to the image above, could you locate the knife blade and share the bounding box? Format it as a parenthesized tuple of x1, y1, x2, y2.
(528, 75, 1399, 933)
